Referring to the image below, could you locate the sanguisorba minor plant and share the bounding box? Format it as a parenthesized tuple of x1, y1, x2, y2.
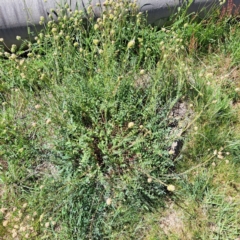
(0, 1, 196, 239)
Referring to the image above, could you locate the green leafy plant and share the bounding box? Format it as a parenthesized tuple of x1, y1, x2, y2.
(0, 1, 240, 239)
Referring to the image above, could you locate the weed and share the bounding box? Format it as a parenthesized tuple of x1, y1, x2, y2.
(0, 0, 240, 239)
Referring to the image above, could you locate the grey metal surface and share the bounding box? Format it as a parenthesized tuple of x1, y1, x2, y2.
(0, 0, 239, 48)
